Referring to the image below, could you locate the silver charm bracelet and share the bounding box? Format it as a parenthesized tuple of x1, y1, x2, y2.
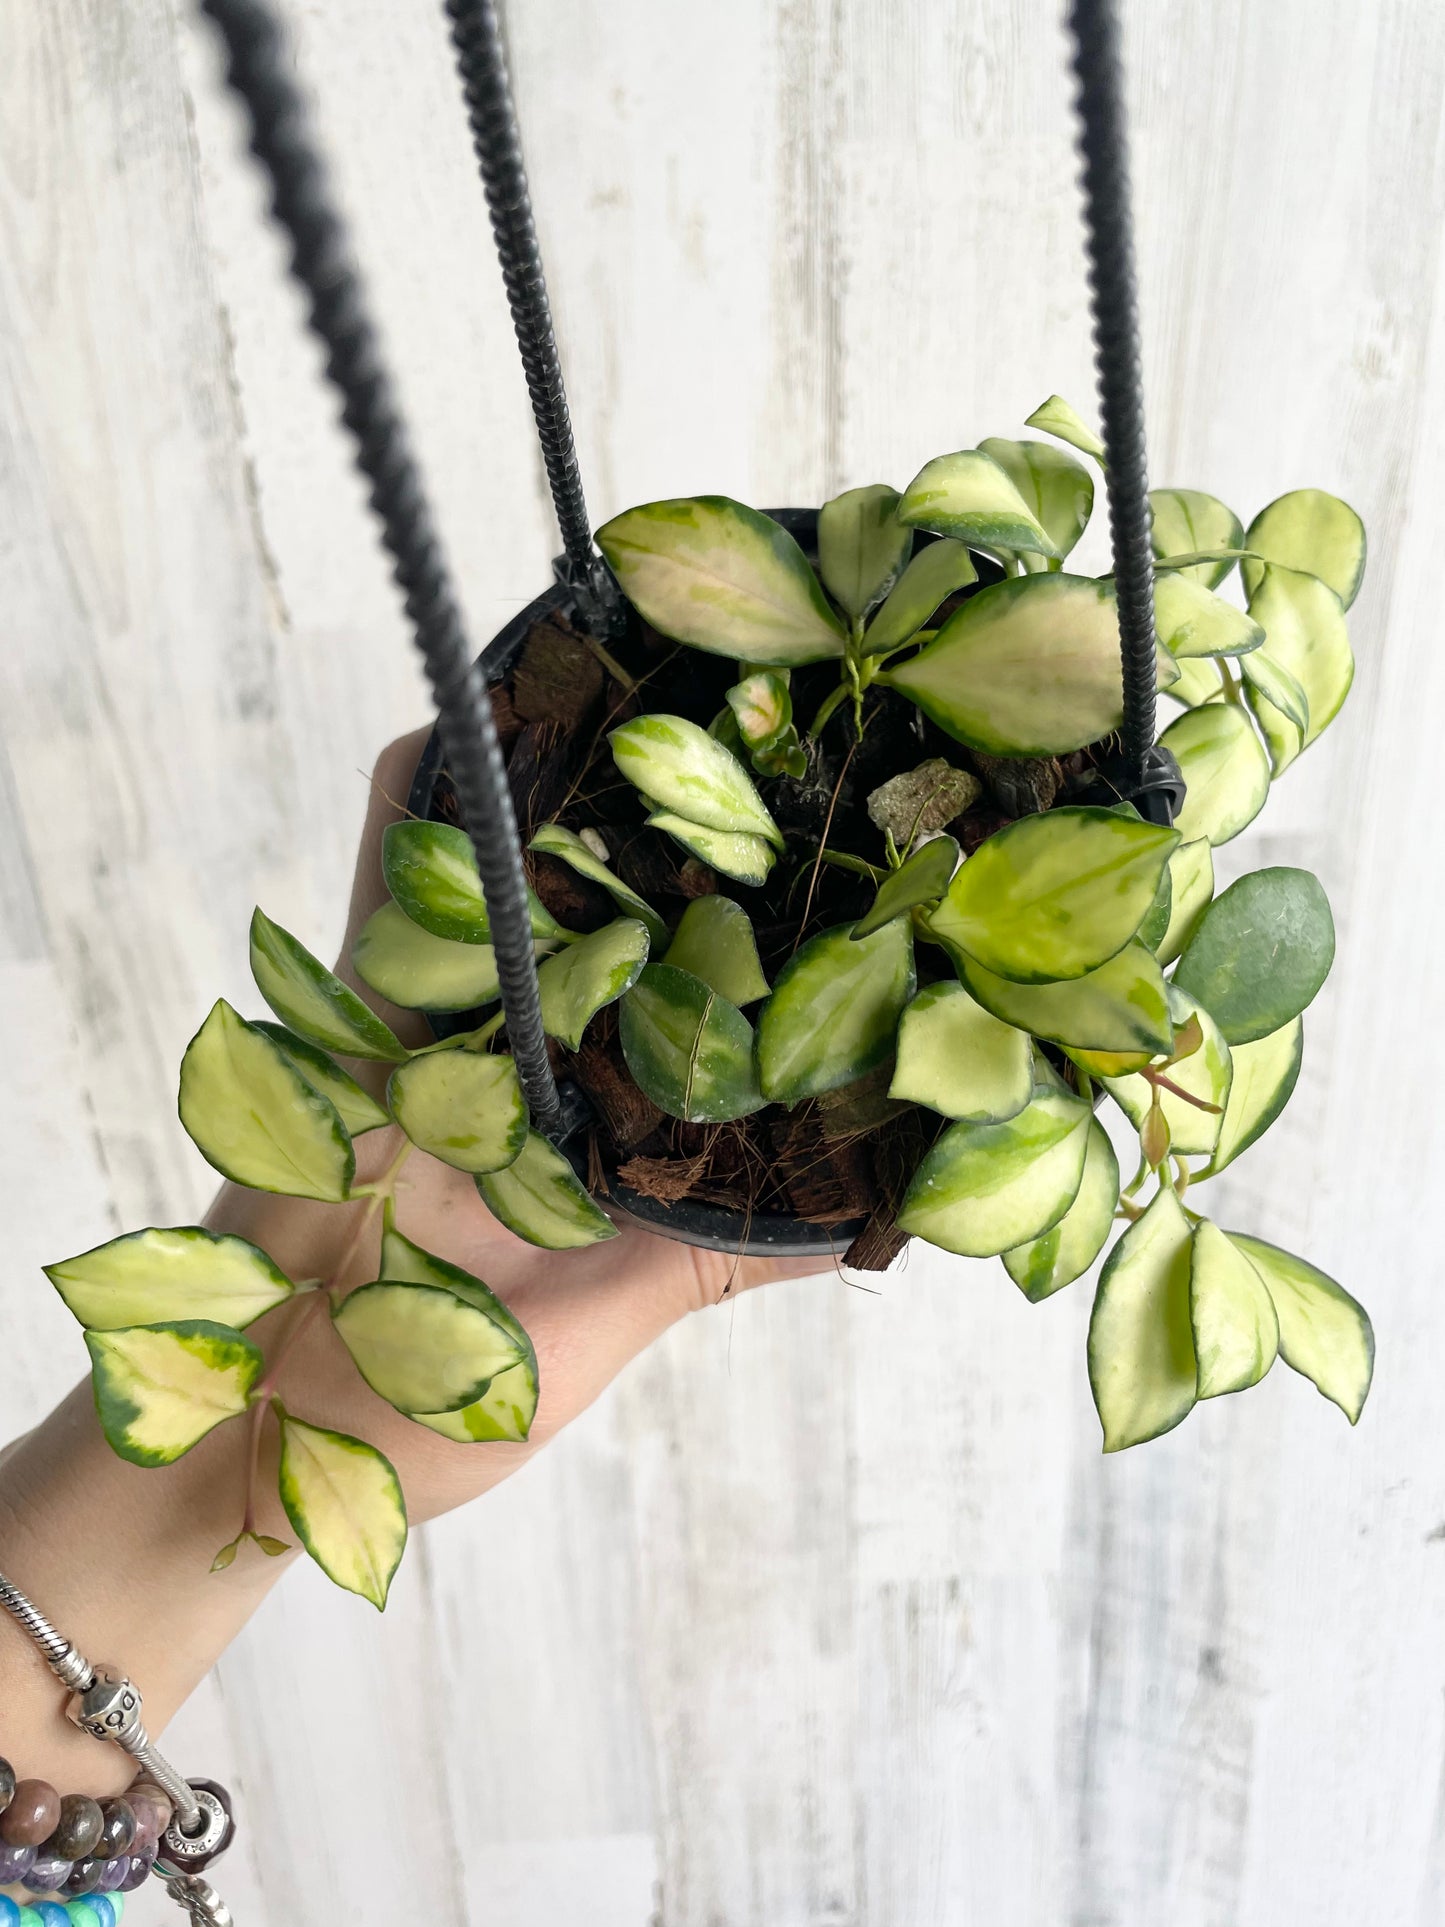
(0, 1569, 235, 1925)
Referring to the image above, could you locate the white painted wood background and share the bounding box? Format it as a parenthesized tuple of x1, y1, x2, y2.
(2, 0, 1443, 1919)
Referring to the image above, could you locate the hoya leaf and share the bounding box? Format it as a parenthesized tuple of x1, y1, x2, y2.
(595, 495, 846, 665)
(1158, 702, 1270, 846)
(277, 1416, 407, 1608)
(663, 895, 770, 1005)
(619, 963, 764, 1122)
(1155, 838, 1214, 966)
(1242, 489, 1367, 609)
(377, 1224, 534, 1356)
(1172, 867, 1334, 1045)
(757, 920, 916, 1104)
(888, 980, 1032, 1122)
(726, 669, 793, 756)
(1103, 989, 1232, 1157)
(333, 1281, 523, 1415)
(861, 539, 979, 657)
(927, 806, 1178, 984)
(478, 1129, 619, 1249)
(897, 1086, 1090, 1257)
(852, 836, 959, 941)
(898, 448, 1061, 559)
(537, 917, 650, 1049)
(1063, 1044, 1153, 1079)
(386, 1049, 528, 1173)
(353, 901, 506, 1013)
(951, 941, 1173, 1057)
(1238, 647, 1310, 734)
(882, 575, 1163, 757)
(1246, 563, 1353, 756)
(1087, 1187, 1197, 1451)
(250, 909, 405, 1062)
(1227, 1234, 1372, 1422)
(978, 436, 1095, 561)
(1200, 1017, 1304, 1178)
(529, 824, 667, 946)
(86, 1321, 261, 1467)
(1024, 394, 1106, 464)
(610, 714, 782, 848)
(384, 821, 569, 945)
(1137, 864, 1173, 955)
(1152, 572, 1264, 658)
(1003, 1120, 1119, 1301)
(48, 1226, 293, 1332)
(253, 1024, 392, 1136)
(1166, 655, 1227, 709)
(646, 812, 776, 886)
(1189, 1220, 1279, 1399)
(179, 1000, 355, 1202)
(817, 483, 912, 619)
(1149, 489, 1244, 588)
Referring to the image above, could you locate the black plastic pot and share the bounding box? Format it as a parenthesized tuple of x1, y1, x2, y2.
(407, 509, 875, 1258)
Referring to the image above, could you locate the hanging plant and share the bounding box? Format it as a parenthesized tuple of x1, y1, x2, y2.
(42, 393, 1372, 1605)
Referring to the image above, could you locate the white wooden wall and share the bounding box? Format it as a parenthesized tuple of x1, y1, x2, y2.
(3, 1, 1443, 1920)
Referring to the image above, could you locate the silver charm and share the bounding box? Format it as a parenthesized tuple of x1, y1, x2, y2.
(160, 1781, 236, 1870)
(65, 1663, 202, 1829)
(163, 1871, 234, 1926)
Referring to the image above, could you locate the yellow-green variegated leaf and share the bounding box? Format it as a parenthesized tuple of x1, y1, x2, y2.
(537, 917, 650, 1049)
(1159, 702, 1270, 845)
(610, 714, 782, 847)
(179, 1000, 355, 1201)
(926, 806, 1177, 984)
(1087, 1187, 1197, 1451)
(860, 539, 979, 657)
(595, 496, 846, 665)
(1152, 572, 1263, 658)
(478, 1130, 619, 1249)
(1238, 647, 1310, 734)
(1103, 989, 1231, 1158)
(250, 909, 405, 1062)
(378, 1225, 540, 1439)
(978, 437, 1095, 562)
(386, 1050, 528, 1173)
(757, 920, 915, 1103)
(852, 836, 959, 941)
(817, 484, 912, 619)
(1166, 655, 1226, 709)
(529, 823, 666, 945)
(1242, 489, 1367, 609)
(333, 1281, 523, 1414)
(48, 1226, 293, 1332)
(952, 942, 1173, 1056)
(888, 980, 1032, 1121)
(383, 821, 570, 946)
(619, 963, 764, 1122)
(726, 669, 792, 756)
(1246, 563, 1353, 761)
(86, 1321, 262, 1466)
(898, 448, 1061, 559)
(646, 812, 776, 886)
(277, 1416, 407, 1607)
(1172, 867, 1334, 1045)
(1150, 489, 1244, 588)
(897, 1086, 1091, 1257)
(662, 895, 769, 1005)
(1003, 1120, 1119, 1301)
(252, 1024, 391, 1135)
(1155, 838, 1214, 966)
(882, 575, 1161, 757)
(1025, 394, 1106, 464)
(353, 901, 507, 1013)
(1188, 1220, 1279, 1399)
(1227, 1234, 1372, 1422)
(1200, 1017, 1303, 1177)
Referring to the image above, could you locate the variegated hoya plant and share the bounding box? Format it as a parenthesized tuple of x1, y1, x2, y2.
(43, 394, 1373, 1605)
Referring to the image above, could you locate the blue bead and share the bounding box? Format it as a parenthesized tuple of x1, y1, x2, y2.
(87, 1903, 116, 1927)
(65, 1908, 102, 1927)
(0, 1898, 20, 1927)
(31, 1908, 67, 1927)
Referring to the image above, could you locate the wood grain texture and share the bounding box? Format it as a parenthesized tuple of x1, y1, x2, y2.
(3, 1, 1444, 1921)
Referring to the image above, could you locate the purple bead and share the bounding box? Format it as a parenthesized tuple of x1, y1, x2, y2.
(119, 1846, 155, 1891)
(0, 1838, 35, 1881)
(95, 1856, 128, 1892)
(61, 1855, 101, 1894)
(22, 1852, 73, 1892)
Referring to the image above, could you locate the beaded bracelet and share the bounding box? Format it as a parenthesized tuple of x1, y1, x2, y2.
(0, 1571, 234, 1926)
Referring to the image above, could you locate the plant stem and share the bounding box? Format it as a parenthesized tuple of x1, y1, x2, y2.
(1218, 658, 1246, 707)
(808, 681, 850, 739)
(794, 739, 858, 952)
(580, 634, 636, 693)
(1144, 1068, 1222, 1113)
(814, 846, 884, 881)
